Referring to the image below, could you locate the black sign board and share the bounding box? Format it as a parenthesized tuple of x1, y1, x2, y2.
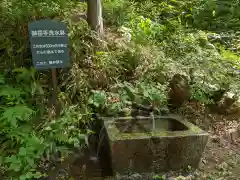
(28, 20, 70, 69)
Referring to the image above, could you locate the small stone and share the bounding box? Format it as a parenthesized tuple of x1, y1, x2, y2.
(89, 155, 98, 163)
(202, 159, 207, 164)
(216, 178, 224, 180)
(225, 128, 239, 143)
(210, 135, 219, 143)
(193, 171, 200, 177)
(219, 137, 228, 146)
(131, 173, 142, 178)
(185, 175, 193, 180)
(222, 162, 229, 168)
(126, 173, 142, 180)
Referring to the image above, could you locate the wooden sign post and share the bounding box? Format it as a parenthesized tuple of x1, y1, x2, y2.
(28, 20, 70, 117)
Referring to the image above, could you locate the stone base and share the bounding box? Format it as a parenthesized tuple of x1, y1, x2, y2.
(102, 116, 209, 175)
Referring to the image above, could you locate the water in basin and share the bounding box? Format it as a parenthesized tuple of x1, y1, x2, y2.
(114, 117, 189, 133)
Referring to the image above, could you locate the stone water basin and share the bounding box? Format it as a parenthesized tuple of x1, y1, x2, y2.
(102, 115, 209, 174)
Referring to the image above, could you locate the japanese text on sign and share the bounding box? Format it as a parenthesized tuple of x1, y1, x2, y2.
(36, 50, 64, 55)
(32, 44, 67, 48)
(36, 60, 63, 65)
(31, 30, 66, 37)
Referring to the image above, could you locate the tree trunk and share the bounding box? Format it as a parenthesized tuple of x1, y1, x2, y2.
(87, 0, 104, 40)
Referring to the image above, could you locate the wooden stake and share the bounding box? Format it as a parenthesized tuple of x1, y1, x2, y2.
(51, 68, 58, 118)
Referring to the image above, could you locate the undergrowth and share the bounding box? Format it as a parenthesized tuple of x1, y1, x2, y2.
(0, 68, 88, 179)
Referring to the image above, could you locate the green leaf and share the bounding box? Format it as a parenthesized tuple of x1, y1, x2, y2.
(123, 85, 136, 101)
(16, 46, 25, 53)
(0, 86, 25, 99)
(9, 163, 20, 172)
(0, 105, 34, 127)
(19, 176, 27, 180)
(88, 91, 106, 108)
(5, 155, 17, 163)
(78, 134, 86, 139)
(161, 175, 167, 180)
(19, 147, 27, 156)
(26, 158, 35, 167)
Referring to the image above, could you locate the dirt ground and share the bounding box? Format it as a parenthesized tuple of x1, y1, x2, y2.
(194, 135, 240, 180)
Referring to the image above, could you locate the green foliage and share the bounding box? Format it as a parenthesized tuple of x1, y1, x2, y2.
(104, 0, 240, 105)
(152, 174, 167, 180)
(0, 68, 87, 179)
(0, 2, 94, 177)
(1, 0, 240, 178)
(127, 15, 165, 44)
(88, 90, 107, 108)
(192, 0, 240, 31)
(0, 68, 44, 179)
(41, 106, 86, 156)
(116, 81, 168, 107)
(88, 81, 168, 116)
(103, 0, 135, 26)
(190, 84, 214, 104)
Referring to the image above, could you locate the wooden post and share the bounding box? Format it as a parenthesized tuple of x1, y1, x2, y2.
(51, 69, 58, 118)
(87, 0, 104, 41)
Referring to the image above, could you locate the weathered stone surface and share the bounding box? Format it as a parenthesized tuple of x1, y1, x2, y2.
(103, 116, 208, 175)
(168, 74, 191, 110)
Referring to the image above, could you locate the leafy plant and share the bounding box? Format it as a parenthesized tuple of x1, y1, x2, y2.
(127, 15, 165, 44)
(103, 0, 135, 26)
(87, 81, 168, 116)
(1, 0, 240, 179)
(192, 0, 240, 31)
(0, 68, 87, 179)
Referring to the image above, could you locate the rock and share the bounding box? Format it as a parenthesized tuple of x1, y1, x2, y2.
(185, 175, 194, 180)
(219, 137, 228, 147)
(201, 159, 207, 164)
(206, 42, 216, 49)
(130, 173, 142, 179)
(221, 92, 239, 114)
(208, 91, 240, 115)
(116, 173, 142, 180)
(210, 135, 220, 143)
(216, 178, 225, 180)
(168, 74, 191, 110)
(224, 128, 239, 143)
(226, 102, 240, 116)
(193, 171, 200, 177)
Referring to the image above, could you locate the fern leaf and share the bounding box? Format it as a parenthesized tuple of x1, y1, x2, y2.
(0, 85, 25, 100)
(0, 105, 34, 127)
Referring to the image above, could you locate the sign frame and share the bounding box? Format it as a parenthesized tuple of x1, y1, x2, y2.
(28, 19, 70, 69)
